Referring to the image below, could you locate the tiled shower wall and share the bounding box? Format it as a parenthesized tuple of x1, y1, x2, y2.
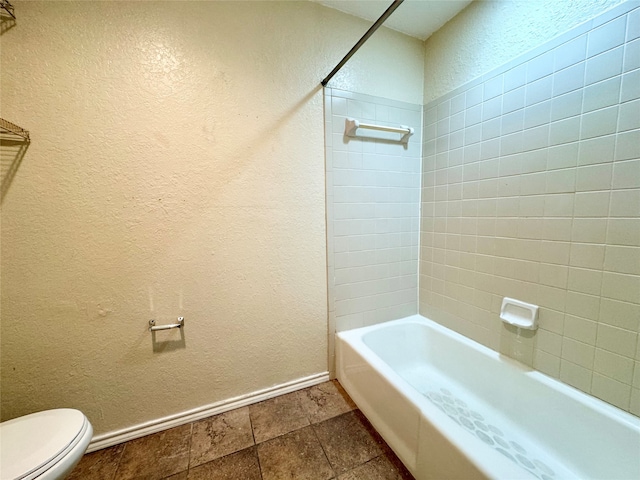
(325, 89, 422, 343)
(420, 3, 640, 415)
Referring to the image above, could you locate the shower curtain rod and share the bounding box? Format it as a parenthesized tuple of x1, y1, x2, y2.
(321, 0, 404, 87)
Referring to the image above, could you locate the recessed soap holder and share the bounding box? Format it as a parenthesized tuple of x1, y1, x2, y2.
(500, 297, 539, 330)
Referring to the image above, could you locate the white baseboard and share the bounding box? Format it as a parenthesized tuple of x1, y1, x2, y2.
(87, 371, 330, 453)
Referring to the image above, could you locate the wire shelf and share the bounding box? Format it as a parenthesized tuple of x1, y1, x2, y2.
(0, 117, 30, 141)
(0, 0, 15, 19)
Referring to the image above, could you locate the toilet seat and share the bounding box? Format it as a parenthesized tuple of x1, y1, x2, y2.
(0, 409, 93, 480)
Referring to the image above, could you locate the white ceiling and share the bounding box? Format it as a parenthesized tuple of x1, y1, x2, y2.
(313, 0, 473, 41)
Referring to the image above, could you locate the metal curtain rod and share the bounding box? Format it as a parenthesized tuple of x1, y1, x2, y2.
(321, 0, 404, 87)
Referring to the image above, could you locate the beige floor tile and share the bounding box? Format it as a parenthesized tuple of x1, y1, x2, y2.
(188, 447, 261, 480)
(249, 391, 310, 443)
(115, 425, 191, 480)
(297, 380, 357, 424)
(257, 425, 334, 480)
(189, 406, 254, 468)
(337, 453, 415, 480)
(313, 410, 384, 475)
(68, 443, 125, 480)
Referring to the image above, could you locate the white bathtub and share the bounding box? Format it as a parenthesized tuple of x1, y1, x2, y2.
(336, 315, 640, 480)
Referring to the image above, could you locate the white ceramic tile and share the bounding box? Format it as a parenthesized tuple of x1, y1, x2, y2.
(623, 38, 640, 72)
(601, 271, 640, 304)
(621, 70, 640, 103)
(610, 189, 640, 217)
(571, 218, 608, 244)
(525, 75, 553, 106)
(548, 143, 579, 170)
(567, 290, 602, 322)
(534, 350, 561, 378)
(527, 50, 554, 82)
(521, 125, 550, 153)
(543, 193, 574, 216)
(599, 297, 640, 331)
(615, 130, 640, 161)
(618, 98, 640, 132)
(424, 106, 437, 126)
(567, 267, 603, 296)
(482, 117, 501, 141)
(451, 92, 466, 115)
(553, 62, 585, 96)
(465, 104, 483, 127)
(554, 34, 588, 71)
(564, 312, 599, 343)
(607, 218, 640, 247)
(591, 372, 632, 410)
(574, 191, 610, 217)
(581, 105, 619, 140)
(437, 117, 450, 137)
(577, 135, 616, 166)
(332, 96, 347, 115)
(551, 89, 583, 122)
(450, 111, 465, 133)
(627, 8, 640, 42)
(560, 359, 593, 391)
(549, 116, 581, 146)
(524, 100, 552, 129)
(540, 240, 571, 265)
(466, 84, 483, 108)
(582, 77, 622, 113)
(585, 46, 624, 85)
(501, 131, 523, 156)
(515, 165, 545, 193)
(576, 163, 613, 192)
(482, 96, 502, 121)
(570, 243, 606, 269)
(587, 15, 627, 58)
(604, 245, 640, 276)
(502, 86, 525, 114)
(546, 168, 576, 194)
(597, 323, 639, 357)
(437, 100, 451, 121)
(483, 74, 503, 100)
(612, 159, 640, 189)
(539, 262, 569, 289)
(562, 336, 596, 367)
(504, 64, 527, 92)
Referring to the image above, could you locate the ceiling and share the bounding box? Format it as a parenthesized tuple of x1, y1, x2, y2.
(313, 0, 473, 41)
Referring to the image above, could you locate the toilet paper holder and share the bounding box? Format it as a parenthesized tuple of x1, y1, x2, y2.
(149, 317, 184, 331)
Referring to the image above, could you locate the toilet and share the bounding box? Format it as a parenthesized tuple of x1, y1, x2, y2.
(0, 409, 92, 480)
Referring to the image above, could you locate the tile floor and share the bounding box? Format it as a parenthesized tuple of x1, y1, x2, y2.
(68, 380, 415, 480)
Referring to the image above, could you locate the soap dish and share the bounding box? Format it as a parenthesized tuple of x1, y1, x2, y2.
(500, 297, 539, 330)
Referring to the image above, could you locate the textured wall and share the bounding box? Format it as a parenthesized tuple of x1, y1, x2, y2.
(420, 3, 640, 415)
(423, 0, 626, 104)
(0, 1, 424, 435)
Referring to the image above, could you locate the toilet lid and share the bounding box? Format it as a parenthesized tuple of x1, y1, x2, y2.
(0, 409, 87, 480)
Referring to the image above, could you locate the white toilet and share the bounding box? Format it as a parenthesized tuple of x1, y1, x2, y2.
(0, 409, 92, 480)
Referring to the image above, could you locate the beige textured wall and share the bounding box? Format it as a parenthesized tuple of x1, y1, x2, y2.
(0, 1, 424, 435)
(423, 0, 626, 104)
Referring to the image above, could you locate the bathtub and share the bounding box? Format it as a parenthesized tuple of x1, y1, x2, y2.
(336, 315, 640, 480)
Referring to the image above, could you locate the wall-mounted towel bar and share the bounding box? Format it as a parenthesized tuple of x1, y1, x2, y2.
(149, 317, 184, 331)
(345, 117, 414, 143)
